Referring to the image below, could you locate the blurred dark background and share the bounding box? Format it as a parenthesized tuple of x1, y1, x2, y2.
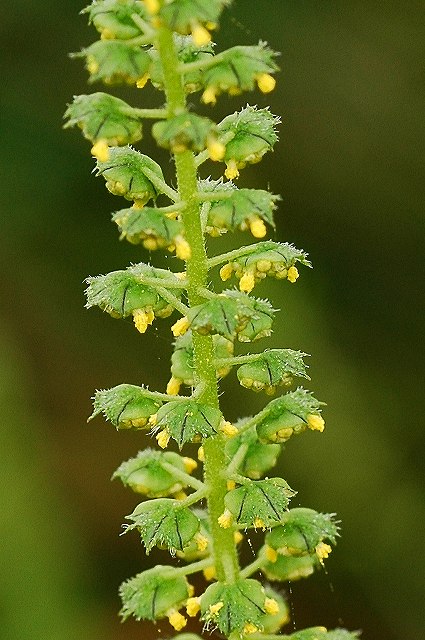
(1, 1, 424, 639)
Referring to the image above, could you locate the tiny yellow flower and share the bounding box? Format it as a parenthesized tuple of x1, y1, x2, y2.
(254, 517, 266, 530)
(227, 479, 236, 491)
(219, 262, 233, 281)
(186, 597, 201, 617)
(202, 86, 217, 105)
(187, 583, 195, 597)
(207, 137, 226, 162)
(307, 413, 325, 432)
(171, 316, 190, 337)
(243, 622, 259, 635)
(132, 308, 154, 334)
(287, 265, 299, 283)
(249, 216, 267, 238)
(91, 139, 110, 162)
(148, 413, 157, 427)
(256, 259, 272, 273)
(225, 159, 240, 180)
(87, 57, 99, 75)
(166, 376, 181, 396)
(220, 420, 239, 438)
(175, 235, 191, 260)
(130, 417, 148, 428)
(315, 542, 332, 564)
(167, 609, 187, 631)
(191, 21, 212, 46)
(197, 445, 205, 462)
(156, 429, 170, 449)
(239, 271, 255, 293)
(132, 199, 145, 209)
(264, 597, 280, 615)
(144, 0, 160, 15)
(234, 530, 244, 544)
(203, 565, 216, 581)
(257, 72, 276, 94)
(183, 457, 197, 473)
(136, 73, 149, 88)
(195, 533, 209, 552)
(265, 545, 278, 563)
(218, 509, 233, 529)
(209, 601, 224, 616)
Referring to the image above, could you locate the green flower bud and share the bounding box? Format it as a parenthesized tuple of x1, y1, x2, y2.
(171, 332, 233, 387)
(152, 113, 217, 154)
(237, 349, 309, 394)
(90, 384, 162, 429)
(120, 565, 189, 621)
(154, 399, 222, 448)
(200, 578, 266, 635)
(112, 206, 182, 248)
(74, 40, 151, 85)
(176, 508, 211, 561)
(217, 106, 280, 173)
(255, 388, 323, 443)
(82, 0, 148, 40)
(113, 449, 189, 496)
(265, 508, 339, 557)
(262, 552, 318, 582)
(160, 0, 231, 35)
(125, 498, 200, 553)
(225, 424, 280, 479)
(64, 92, 142, 146)
(224, 478, 296, 528)
(96, 146, 165, 203)
(202, 44, 278, 100)
(286, 628, 360, 640)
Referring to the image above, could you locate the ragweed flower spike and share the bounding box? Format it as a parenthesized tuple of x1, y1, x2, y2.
(68, 1, 358, 638)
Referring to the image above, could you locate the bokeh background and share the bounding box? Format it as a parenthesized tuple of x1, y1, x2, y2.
(1, 1, 424, 639)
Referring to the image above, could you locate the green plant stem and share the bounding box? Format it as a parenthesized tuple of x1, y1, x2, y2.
(129, 107, 168, 119)
(170, 557, 213, 578)
(239, 554, 265, 579)
(215, 353, 266, 368)
(179, 487, 209, 508)
(156, 24, 240, 585)
(140, 166, 179, 201)
(208, 241, 274, 268)
(159, 461, 206, 492)
(225, 443, 249, 476)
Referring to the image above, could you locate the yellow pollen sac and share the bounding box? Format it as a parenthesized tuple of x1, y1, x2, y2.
(218, 509, 233, 529)
(186, 597, 201, 617)
(307, 413, 325, 432)
(239, 271, 255, 293)
(144, 0, 160, 15)
(264, 597, 280, 615)
(130, 417, 148, 428)
(234, 530, 244, 544)
(220, 262, 233, 281)
(256, 259, 272, 273)
(166, 376, 181, 396)
(100, 28, 115, 40)
(174, 490, 188, 501)
(287, 265, 299, 283)
(203, 565, 216, 581)
(148, 413, 157, 427)
(315, 542, 332, 564)
(254, 517, 266, 530)
(265, 545, 278, 563)
(225, 159, 240, 180)
(207, 137, 226, 162)
(195, 533, 209, 552)
(132, 308, 155, 334)
(197, 446, 205, 462)
(167, 609, 187, 631)
(175, 235, 192, 261)
(171, 316, 190, 337)
(209, 602, 224, 616)
(220, 420, 239, 438)
(156, 429, 170, 449)
(143, 237, 159, 251)
(183, 456, 197, 473)
(257, 72, 277, 94)
(243, 622, 259, 635)
(191, 21, 212, 46)
(227, 479, 236, 491)
(136, 73, 149, 89)
(187, 583, 195, 597)
(249, 216, 267, 238)
(87, 57, 99, 75)
(132, 199, 145, 209)
(91, 139, 110, 162)
(202, 86, 217, 105)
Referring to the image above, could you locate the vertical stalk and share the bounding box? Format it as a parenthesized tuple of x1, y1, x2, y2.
(156, 25, 239, 584)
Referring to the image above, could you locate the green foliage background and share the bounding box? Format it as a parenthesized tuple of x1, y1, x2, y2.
(1, 1, 423, 639)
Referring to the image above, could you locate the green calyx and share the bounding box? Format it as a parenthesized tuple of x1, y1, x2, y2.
(200, 578, 266, 634)
(160, 0, 232, 34)
(153, 112, 218, 153)
(112, 205, 182, 249)
(224, 477, 296, 528)
(225, 424, 280, 479)
(74, 39, 151, 85)
(236, 349, 310, 394)
(153, 399, 223, 448)
(265, 508, 339, 557)
(171, 331, 234, 387)
(90, 384, 162, 429)
(82, 0, 149, 40)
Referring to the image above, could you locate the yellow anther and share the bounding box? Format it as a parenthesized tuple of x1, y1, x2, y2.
(197, 446, 205, 462)
(203, 565, 216, 581)
(191, 21, 212, 46)
(209, 602, 224, 616)
(186, 597, 201, 617)
(234, 530, 244, 544)
(175, 271, 186, 280)
(264, 597, 280, 615)
(132, 199, 145, 209)
(257, 72, 276, 94)
(265, 545, 278, 563)
(166, 376, 181, 396)
(207, 137, 226, 162)
(202, 86, 217, 105)
(148, 413, 157, 426)
(167, 609, 187, 631)
(130, 417, 148, 428)
(195, 533, 209, 552)
(187, 583, 195, 597)
(287, 265, 299, 283)
(220, 262, 233, 281)
(315, 542, 332, 564)
(254, 517, 266, 530)
(225, 159, 240, 180)
(307, 413, 325, 432)
(171, 316, 190, 337)
(144, 0, 160, 15)
(183, 457, 197, 473)
(249, 216, 267, 238)
(174, 490, 188, 501)
(91, 139, 110, 162)
(218, 509, 233, 529)
(132, 308, 154, 334)
(277, 428, 294, 441)
(143, 237, 159, 251)
(87, 57, 99, 75)
(256, 259, 272, 273)
(227, 479, 236, 491)
(175, 235, 192, 260)
(220, 420, 238, 438)
(156, 429, 170, 449)
(243, 623, 259, 635)
(136, 73, 149, 89)
(239, 271, 255, 293)
(100, 28, 115, 40)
